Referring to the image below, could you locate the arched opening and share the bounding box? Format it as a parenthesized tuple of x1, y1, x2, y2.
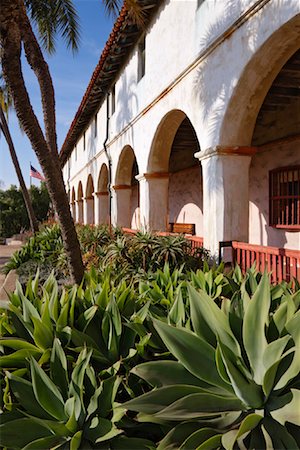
(114, 146, 139, 229)
(71, 187, 76, 220)
(77, 181, 84, 224)
(249, 49, 300, 249)
(147, 110, 203, 234)
(97, 164, 109, 225)
(85, 175, 95, 225)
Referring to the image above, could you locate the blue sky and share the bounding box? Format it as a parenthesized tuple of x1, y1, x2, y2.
(0, 0, 114, 189)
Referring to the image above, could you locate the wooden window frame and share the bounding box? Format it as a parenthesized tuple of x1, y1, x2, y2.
(269, 165, 300, 230)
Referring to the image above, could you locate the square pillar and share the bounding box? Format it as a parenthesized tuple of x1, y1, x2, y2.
(112, 185, 132, 228)
(83, 196, 95, 225)
(76, 199, 83, 224)
(195, 146, 256, 259)
(95, 192, 109, 225)
(136, 172, 169, 232)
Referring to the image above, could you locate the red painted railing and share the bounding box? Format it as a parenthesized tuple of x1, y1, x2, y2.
(232, 241, 300, 283)
(122, 228, 204, 248)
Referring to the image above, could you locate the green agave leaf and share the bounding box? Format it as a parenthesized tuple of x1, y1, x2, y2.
(30, 357, 66, 421)
(263, 347, 295, 397)
(188, 284, 240, 354)
(56, 301, 70, 331)
(243, 272, 270, 385)
(197, 434, 222, 449)
(180, 428, 218, 449)
(271, 389, 300, 426)
(221, 413, 263, 450)
(69, 348, 93, 407)
(22, 436, 67, 450)
(86, 416, 121, 443)
(110, 437, 155, 449)
(263, 417, 298, 449)
(153, 319, 230, 391)
(157, 422, 203, 450)
(217, 341, 263, 409)
(21, 295, 41, 324)
(0, 418, 52, 448)
(123, 385, 205, 415)
(77, 305, 98, 332)
(131, 360, 222, 392)
(70, 430, 82, 450)
(168, 288, 185, 327)
(154, 392, 244, 421)
(7, 372, 54, 419)
(0, 348, 41, 368)
(50, 338, 69, 399)
(276, 310, 300, 389)
(32, 317, 53, 350)
(263, 335, 290, 373)
(0, 338, 41, 352)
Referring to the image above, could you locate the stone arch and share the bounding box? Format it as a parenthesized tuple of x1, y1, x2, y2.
(97, 164, 109, 225)
(219, 15, 300, 146)
(85, 174, 95, 225)
(77, 181, 84, 224)
(114, 146, 140, 228)
(145, 109, 203, 234)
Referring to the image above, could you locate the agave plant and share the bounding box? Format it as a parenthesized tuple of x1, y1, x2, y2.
(1, 342, 155, 449)
(123, 273, 300, 449)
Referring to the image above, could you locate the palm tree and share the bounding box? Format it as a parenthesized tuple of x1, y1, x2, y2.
(0, 0, 142, 283)
(0, 79, 39, 233)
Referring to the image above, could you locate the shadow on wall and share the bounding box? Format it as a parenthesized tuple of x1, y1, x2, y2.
(116, 72, 138, 136)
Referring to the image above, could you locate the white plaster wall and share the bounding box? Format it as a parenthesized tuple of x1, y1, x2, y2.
(169, 166, 203, 236)
(249, 139, 300, 249)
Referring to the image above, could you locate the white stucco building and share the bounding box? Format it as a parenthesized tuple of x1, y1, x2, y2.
(60, 0, 300, 277)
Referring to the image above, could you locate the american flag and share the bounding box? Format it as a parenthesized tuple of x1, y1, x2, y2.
(30, 164, 45, 181)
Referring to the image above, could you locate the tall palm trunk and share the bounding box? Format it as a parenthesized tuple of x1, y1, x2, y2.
(0, 105, 39, 233)
(0, 0, 84, 283)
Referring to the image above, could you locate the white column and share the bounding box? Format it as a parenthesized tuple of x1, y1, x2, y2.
(76, 200, 83, 224)
(195, 146, 256, 259)
(112, 185, 132, 228)
(136, 173, 169, 232)
(95, 192, 109, 225)
(83, 196, 94, 225)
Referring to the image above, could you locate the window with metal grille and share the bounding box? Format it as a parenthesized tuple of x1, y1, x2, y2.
(138, 36, 145, 81)
(269, 165, 300, 229)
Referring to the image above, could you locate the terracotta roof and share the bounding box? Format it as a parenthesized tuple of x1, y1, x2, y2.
(60, 0, 161, 165)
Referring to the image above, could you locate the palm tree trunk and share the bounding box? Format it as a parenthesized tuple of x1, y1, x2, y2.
(0, 105, 39, 233)
(0, 1, 84, 283)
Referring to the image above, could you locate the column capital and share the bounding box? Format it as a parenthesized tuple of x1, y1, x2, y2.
(84, 195, 94, 200)
(135, 172, 169, 182)
(112, 184, 131, 190)
(195, 146, 257, 162)
(76, 198, 83, 203)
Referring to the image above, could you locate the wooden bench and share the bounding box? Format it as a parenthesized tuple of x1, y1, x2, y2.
(168, 223, 195, 235)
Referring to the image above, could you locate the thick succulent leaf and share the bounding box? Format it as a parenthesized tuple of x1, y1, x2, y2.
(77, 305, 98, 332)
(263, 335, 290, 372)
(263, 417, 298, 449)
(7, 372, 54, 419)
(271, 389, 300, 426)
(263, 347, 295, 397)
(0, 418, 52, 448)
(32, 317, 53, 350)
(157, 422, 205, 450)
(153, 319, 230, 390)
(123, 385, 206, 415)
(0, 338, 41, 352)
(197, 434, 222, 449)
(217, 341, 263, 409)
(131, 360, 220, 391)
(0, 348, 41, 368)
(22, 296, 40, 323)
(187, 284, 240, 355)
(50, 338, 69, 399)
(98, 376, 121, 418)
(154, 392, 244, 420)
(180, 428, 218, 449)
(168, 288, 185, 327)
(276, 310, 300, 389)
(243, 272, 270, 385)
(30, 357, 66, 421)
(221, 413, 263, 450)
(111, 437, 155, 449)
(22, 436, 67, 450)
(86, 416, 121, 443)
(70, 430, 82, 450)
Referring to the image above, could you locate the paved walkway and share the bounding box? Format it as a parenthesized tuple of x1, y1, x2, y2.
(0, 244, 22, 305)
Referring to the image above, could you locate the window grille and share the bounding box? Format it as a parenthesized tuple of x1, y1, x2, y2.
(269, 165, 300, 229)
(111, 85, 116, 115)
(94, 114, 97, 138)
(83, 132, 86, 151)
